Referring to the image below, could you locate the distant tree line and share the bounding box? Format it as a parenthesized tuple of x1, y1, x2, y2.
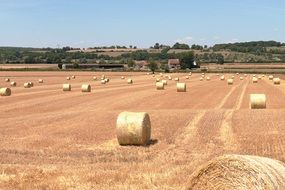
(213, 41, 285, 54)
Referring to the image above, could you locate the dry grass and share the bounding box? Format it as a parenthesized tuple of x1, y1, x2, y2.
(0, 71, 284, 189)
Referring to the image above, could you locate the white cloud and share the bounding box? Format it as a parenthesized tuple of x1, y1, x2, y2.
(174, 35, 194, 43)
(227, 38, 239, 43)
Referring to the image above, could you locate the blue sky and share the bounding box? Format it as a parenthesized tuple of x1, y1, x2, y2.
(0, 0, 284, 48)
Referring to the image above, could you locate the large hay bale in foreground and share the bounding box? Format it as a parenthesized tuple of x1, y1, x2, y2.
(177, 83, 186, 92)
(250, 94, 266, 109)
(81, 84, 91, 92)
(116, 112, 151, 146)
(227, 79, 233, 85)
(63, 84, 71, 91)
(188, 154, 285, 190)
(156, 82, 164, 90)
(273, 78, 281, 85)
(0, 88, 11, 96)
(10, 82, 17, 87)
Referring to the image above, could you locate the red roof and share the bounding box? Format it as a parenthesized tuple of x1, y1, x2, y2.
(168, 59, 180, 65)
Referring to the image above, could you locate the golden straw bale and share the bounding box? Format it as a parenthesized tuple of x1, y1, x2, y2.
(127, 79, 133, 84)
(177, 83, 186, 92)
(273, 78, 281, 85)
(81, 84, 91, 92)
(10, 82, 17, 87)
(38, 79, 43, 83)
(188, 154, 285, 190)
(156, 82, 164, 90)
(227, 79, 233, 85)
(250, 94, 266, 109)
(116, 112, 151, 146)
(63, 84, 71, 91)
(0, 88, 11, 96)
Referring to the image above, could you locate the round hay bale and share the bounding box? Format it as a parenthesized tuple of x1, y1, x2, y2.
(10, 82, 17, 87)
(121, 76, 125, 80)
(93, 76, 97, 81)
(250, 94, 266, 109)
(188, 154, 285, 190)
(220, 76, 225, 81)
(101, 80, 106, 84)
(116, 112, 151, 146)
(227, 79, 233, 85)
(200, 77, 203, 81)
(269, 75, 274, 80)
(127, 79, 133, 84)
(0, 88, 11, 96)
(101, 75, 105, 80)
(202, 73, 205, 75)
(71, 75, 76, 79)
(189, 72, 192, 76)
(236, 73, 239, 75)
(147, 73, 150, 75)
(162, 80, 167, 85)
(5, 78, 10, 82)
(156, 78, 160, 82)
(262, 74, 265, 77)
(240, 77, 244, 80)
(174, 78, 179, 81)
(252, 77, 258, 83)
(231, 75, 235, 79)
(152, 74, 155, 77)
(63, 84, 71, 91)
(168, 76, 172, 80)
(38, 79, 43, 83)
(105, 78, 110, 83)
(156, 82, 164, 90)
(258, 76, 262, 80)
(81, 84, 91, 92)
(244, 74, 248, 77)
(206, 77, 210, 81)
(177, 83, 186, 92)
(253, 74, 256, 77)
(28, 82, 34, 87)
(273, 78, 281, 85)
(66, 77, 71, 80)
(24, 83, 31, 88)
(186, 76, 189, 79)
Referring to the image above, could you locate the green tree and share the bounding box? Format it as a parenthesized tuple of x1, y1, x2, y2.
(177, 51, 195, 69)
(147, 60, 158, 73)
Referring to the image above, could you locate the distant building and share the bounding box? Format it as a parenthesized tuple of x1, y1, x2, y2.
(135, 60, 149, 70)
(168, 59, 180, 70)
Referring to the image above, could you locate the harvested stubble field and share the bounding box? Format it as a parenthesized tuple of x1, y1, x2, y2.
(0, 71, 285, 189)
